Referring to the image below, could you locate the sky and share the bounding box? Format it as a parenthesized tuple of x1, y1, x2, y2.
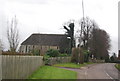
(0, 0, 119, 56)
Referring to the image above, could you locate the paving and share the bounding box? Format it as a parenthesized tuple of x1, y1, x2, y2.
(58, 63, 120, 80)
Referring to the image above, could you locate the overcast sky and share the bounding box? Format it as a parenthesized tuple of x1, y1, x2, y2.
(0, 0, 119, 56)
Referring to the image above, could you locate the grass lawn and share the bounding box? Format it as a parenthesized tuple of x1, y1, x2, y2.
(28, 66, 77, 79)
(53, 62, 94, 68)
(115, 64, 120, 71)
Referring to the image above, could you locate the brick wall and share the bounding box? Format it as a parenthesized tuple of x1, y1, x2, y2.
(47, 57, 71, 65)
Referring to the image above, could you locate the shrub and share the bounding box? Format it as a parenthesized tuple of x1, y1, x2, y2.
(43, 54, 50, 65)
(32, 49, 40, 56)
(46, 49, 60, 57)
(59, 53, 68, 57)
(71, 48, 84, 64)
(83, 50, 90, 62)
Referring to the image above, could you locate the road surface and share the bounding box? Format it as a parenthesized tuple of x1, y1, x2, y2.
(61, 63, 120, 80)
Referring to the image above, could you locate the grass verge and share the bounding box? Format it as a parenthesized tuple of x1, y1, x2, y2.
(53, 62, 94, 68)
(28, 66, 77, 79)
(115, 64, 120, 71)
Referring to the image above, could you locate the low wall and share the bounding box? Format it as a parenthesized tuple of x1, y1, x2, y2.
(2, 55, 44, 79)
(47, 57, 71, 65)
(89, 59, 105, 63)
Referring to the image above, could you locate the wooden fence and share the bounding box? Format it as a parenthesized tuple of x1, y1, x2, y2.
(2, 55, 44, 79)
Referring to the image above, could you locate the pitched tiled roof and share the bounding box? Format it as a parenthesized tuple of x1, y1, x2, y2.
(21, 33, 68, 46)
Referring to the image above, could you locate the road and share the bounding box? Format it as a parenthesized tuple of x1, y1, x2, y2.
(61, 63, 120, 80)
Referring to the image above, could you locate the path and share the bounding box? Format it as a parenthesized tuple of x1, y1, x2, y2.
(59, 63, 120, 80)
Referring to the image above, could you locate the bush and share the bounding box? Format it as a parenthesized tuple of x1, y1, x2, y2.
(46, 49, 60, 57)
(43, 54, 50, 65)
(59, 53, 68, 57)
(83, 50, 90, 62)
(32, 49, 40, 56)
(71, 48, 84, 64)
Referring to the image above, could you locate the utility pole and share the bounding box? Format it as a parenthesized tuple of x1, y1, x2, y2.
(81, 0, 89, 49)
(82, 0, 85, 20)
(78, 0, 85, 64)
(80, 0, 85, 47)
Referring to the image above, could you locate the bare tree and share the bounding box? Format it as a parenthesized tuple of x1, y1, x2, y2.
(79, 17, 95, 49)
(7, 16, 20, 52)
(77, 17, 111, 61)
